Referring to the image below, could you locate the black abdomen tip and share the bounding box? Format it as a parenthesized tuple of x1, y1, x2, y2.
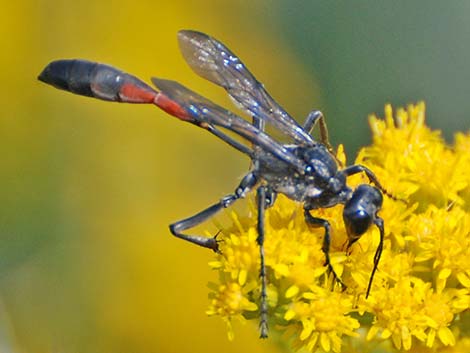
(38, 59, 97, 97)
(38, 59, 75, 90)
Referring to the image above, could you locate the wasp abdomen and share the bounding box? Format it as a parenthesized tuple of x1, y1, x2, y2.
(38, 59, 157, 103)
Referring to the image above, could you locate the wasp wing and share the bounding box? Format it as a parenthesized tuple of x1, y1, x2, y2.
(177, 30, 314, 145)
(151, 77, 306, 172)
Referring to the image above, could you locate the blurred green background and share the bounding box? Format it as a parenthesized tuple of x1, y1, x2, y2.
(1, 1, 470, 352)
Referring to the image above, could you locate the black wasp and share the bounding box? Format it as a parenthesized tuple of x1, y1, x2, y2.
(38, 30, 387, 338)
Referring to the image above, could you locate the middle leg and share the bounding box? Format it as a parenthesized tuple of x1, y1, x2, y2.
(256, 185, 269, 338)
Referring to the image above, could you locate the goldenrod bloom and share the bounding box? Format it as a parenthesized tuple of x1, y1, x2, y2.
(206, 103, 470, 352)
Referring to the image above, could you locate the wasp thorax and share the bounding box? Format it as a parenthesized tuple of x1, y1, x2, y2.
(302, 146, 338, 181)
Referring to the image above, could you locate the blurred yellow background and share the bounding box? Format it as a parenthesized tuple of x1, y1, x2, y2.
(2, 1, 470, 352)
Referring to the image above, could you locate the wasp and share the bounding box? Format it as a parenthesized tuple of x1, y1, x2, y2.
(38, 30, 387, 338)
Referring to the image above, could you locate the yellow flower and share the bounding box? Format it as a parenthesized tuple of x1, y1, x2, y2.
(283, 287, 360, 353)
(206, 103, 470, 352)
(364, 277, 462, 350)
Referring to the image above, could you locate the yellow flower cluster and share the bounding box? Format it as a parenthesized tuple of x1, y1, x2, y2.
(206, 103, 470, 352)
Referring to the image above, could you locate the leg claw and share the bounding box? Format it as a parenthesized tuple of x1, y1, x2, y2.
(210, 230, 223, 253)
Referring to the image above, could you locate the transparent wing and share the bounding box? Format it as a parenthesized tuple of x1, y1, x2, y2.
(151, 77, 306, 171)
(177, 30, 315, 145)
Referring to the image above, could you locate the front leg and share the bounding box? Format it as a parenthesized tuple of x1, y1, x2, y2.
(343, 164, 396, 200)
(169, 172, 258, 252)
(304, 209, 345, 288)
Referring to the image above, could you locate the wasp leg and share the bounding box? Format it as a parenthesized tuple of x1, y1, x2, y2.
(343, 164, 395, 199)
(304, 210, 345, 288)
(169, 172, 258, 252)
(207, 124, 254, 158)
(256, 185, 269, 339)
(264, 186, 277, 209)
(303, 110, 333, 153)
(365, 217, 384, 298)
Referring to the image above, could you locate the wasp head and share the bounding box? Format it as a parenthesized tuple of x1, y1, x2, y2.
(343, 184, 383, 247)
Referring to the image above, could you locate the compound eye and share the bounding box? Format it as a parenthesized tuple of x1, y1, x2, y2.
(344, 209, 371, 237)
